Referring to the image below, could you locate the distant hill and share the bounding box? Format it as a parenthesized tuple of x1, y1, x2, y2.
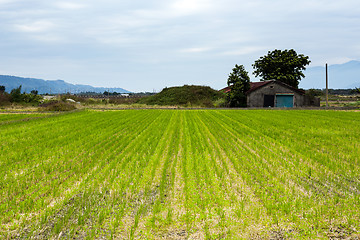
(300, 60, 360, 89)
(138, 85, 225, 107)
(0, 75, 131, 94)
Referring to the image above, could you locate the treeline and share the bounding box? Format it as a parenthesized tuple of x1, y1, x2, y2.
(83, 91, 154, 97)
(0, 85, 42, 106)
(306, 88, 360, 97)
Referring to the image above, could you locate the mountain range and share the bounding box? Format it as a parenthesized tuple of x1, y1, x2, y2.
(0, 75, 130, 94)
(300, 60, 360, 89)
(1, 60, 359, 93)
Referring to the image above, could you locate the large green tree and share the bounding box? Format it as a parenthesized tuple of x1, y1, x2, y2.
(252, 49, 311, 88)
(226, 64, 250, 107)
(10, 85, 23, 102)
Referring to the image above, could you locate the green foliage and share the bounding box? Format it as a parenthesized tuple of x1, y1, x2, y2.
(253, 49, 311, 88)
(6, 85, 42, 105)
(138, 85, 225, 107)
(30, 90, 38, 95)
(0, 92, 11, 106)
(59, 94, 140, 106)
(103, 91, 123, 96)
(84, 98, 98, 105)
(226, 64, 250, 107)
(23, 93, 43, 104)
(60, 93, 81, 102)
(108, 97, 139, 105)
(344, 101, 360, 107)
(306, 88, 324, 97)
(213, 98, 227, 108)
(39, 101, 77, 111)
(1, 110, 360, 239)
(10, 85, 23, 102)
(0, 86, 10, 106)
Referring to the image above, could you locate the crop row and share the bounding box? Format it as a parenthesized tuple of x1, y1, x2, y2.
(0, 109, 359, 239)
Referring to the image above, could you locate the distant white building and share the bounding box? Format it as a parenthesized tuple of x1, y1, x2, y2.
(43, 95, 57, 100)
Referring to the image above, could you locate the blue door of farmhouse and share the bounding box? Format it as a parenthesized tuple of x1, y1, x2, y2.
(276, 94, 294, 107)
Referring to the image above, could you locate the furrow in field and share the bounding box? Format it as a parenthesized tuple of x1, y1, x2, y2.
(157, 112, 188, 239)
(2, 109, 359, 239)
(178, 111, 206, 238)
(216, 110, 358, 193)
(0, 112, 54, 125)
(130, 111, 180, 239)
(43, 110, 174, 239)
(1, 111, 149, 208)
(268, 110, 360, 166)
(2, 110, 164, 238)
(223, 110, 360, 195)
(194, 111, 273, 238)
(200, 111, 326, 234)
(212, 110, 360, 236)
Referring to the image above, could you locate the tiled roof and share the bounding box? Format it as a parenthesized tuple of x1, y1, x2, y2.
(219, 86, 231, 93)
(220, 80, 305, 95)
(246, 80, 305, 95)
(248, 81, 269, 93)
(220, 81, 269, 94)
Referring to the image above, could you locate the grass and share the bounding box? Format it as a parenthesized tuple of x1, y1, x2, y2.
(0, 109, 359, 239)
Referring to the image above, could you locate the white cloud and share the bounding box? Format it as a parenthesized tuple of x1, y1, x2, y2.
(15, 20, 55, 33)
(0, 0, 22, 4)
(180, 47, 212, 53)
(170, 0, 214, 16)
(119, 0, 214, 24)
(1, 0, 360, 90)
(103, 15, 158, 29)
(54, 2, 87, 10)
(222, 47, 266, 56)
(31, 34, 65, 43)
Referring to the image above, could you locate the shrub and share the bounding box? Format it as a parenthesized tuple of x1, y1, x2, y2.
(306, 89, 324, 97)
(39, 101, 77, 111)
(108, 97, 139, 105)
(0, 92, 11, 106)
(22, 93, 43, 105)
(85, 98, 98, 105)
(138, 85, 225, 107)
(213, 98, 227, 108)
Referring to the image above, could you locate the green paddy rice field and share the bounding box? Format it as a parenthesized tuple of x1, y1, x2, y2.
(0, 109, 359, 239)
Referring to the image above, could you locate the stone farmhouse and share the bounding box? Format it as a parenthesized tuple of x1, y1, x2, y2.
(222, 80, 320, 108)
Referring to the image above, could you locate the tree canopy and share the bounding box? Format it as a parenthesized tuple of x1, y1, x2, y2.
(226, 64, 250, 107)
(10, 85, 23, 102)
(0, 85, 5, 93)
(252, 49, 311, 88)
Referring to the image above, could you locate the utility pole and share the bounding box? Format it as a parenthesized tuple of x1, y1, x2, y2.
(326, 63, 329, 108)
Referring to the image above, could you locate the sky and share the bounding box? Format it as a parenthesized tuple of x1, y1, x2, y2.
(0, 0, 359, 92)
